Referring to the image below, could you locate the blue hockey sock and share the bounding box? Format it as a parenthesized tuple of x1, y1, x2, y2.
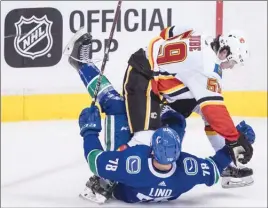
(78, 63, 113, 101)
(78, 63, 99, 88)
(78, 63, 123, 113)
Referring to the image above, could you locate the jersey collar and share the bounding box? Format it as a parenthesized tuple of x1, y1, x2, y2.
(148, 158, 177, 178)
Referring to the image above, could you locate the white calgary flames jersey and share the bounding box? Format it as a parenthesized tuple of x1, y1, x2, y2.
(144, 26, 239, 142)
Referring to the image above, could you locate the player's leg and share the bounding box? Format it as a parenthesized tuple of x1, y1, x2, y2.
(64, 29, 131, 147)
(78, 63, 127, 116)
(104, 114, 131, 151)
(72, 64, 131, 149)
(64, 28, 126, 116)
(123, 48, 162, 134)
(65, 28, 132, 150)
(77, 64, 131, 150)
(64, 29, 130, 203)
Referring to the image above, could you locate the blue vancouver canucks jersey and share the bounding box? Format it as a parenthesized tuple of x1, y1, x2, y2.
(84, 134, 231, 203)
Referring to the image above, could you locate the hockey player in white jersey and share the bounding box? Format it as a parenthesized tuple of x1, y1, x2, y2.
(155, 27, 254, 188)
(122, 25, 254, 188)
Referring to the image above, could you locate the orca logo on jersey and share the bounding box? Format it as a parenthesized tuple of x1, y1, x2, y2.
(183, 157, 198, 176)
(126, 156, 141, 174)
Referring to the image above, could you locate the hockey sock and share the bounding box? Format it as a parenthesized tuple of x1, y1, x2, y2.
(78, 63, 115, 102)
(78, 63, 123, 113)
(78, 63, 100, 88)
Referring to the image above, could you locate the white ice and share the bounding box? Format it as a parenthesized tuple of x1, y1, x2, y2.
(1, 117, 267, 207)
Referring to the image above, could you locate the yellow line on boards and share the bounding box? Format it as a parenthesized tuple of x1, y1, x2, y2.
(1, 91, 267, 122)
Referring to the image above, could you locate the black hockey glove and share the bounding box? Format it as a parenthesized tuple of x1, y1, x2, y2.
(225, 132, 253, 165)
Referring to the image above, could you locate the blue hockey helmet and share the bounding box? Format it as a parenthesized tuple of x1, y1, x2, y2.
(151, 127, 181, 164)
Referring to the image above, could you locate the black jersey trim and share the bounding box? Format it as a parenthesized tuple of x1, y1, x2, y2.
(197, 96, 223, 105)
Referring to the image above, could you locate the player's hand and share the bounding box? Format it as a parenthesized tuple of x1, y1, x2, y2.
(79, 106, 102, 137)
(161, 105, 185, 124)
(160, 105, 186, 141)
(225, 133, 253, 165)
(236, 120, 255, 144)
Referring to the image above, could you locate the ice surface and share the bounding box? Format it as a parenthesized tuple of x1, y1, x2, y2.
(1, 117, 267, 207)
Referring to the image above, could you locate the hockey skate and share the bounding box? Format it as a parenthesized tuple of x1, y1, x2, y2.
(221, 165, 254, 188)
(79, 175, 117, 204)
(63, 27, 93, 70)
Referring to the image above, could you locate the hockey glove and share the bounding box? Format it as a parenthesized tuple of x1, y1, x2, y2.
(79, 106, 102, 137)
(236, 120, 255, 144)
(160, 105, 186, 141)
(225, 132, 253, 165)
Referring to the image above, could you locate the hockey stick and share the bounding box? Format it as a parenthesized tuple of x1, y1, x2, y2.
(91, 0, 122, 106)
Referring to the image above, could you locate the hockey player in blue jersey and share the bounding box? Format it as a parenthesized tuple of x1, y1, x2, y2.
(64, 29, 255, 204)
(78, 104, 232, 203)
(75, 86, 254, 204)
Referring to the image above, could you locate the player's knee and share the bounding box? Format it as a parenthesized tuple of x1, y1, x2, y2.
(101, 95, 126, 115)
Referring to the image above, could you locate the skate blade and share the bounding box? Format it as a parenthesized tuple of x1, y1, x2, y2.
(79, 193, 105, 204)
(79, 188, 107, 204)
(221, 176, 254, 188)
(63, 27, 88, 56)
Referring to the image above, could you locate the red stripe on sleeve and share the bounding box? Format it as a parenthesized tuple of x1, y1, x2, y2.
(157, 78, 183, 92)
(151, 79, 159, 95)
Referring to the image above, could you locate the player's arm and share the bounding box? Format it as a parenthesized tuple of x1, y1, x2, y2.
(179, 146, 232, 187)
(84, 135, 137, 184)
(86, 146, 126, 182)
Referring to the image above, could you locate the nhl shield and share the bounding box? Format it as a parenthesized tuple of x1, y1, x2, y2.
(14, 15, 53, 60)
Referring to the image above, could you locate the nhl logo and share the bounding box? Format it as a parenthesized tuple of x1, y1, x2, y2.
(14, 15, 53, 60)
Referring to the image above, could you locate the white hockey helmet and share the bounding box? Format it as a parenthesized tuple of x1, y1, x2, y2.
(218, 30, 249, 66)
